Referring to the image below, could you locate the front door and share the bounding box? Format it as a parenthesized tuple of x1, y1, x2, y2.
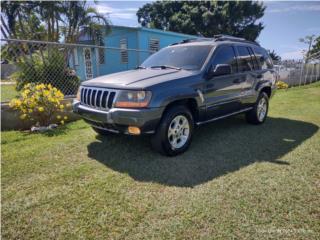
(204, 45, 243, 119)
(83, 48, 93, 80)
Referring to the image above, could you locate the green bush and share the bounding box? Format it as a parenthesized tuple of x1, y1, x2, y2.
(12, 49, 80, 95)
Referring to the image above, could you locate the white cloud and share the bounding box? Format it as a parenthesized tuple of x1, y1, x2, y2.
(281, 50, 305, 60)
(95, 4, 138, 20)
(266, 3, 320, 14)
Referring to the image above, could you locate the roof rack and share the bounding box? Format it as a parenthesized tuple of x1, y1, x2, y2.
(213, 34, 260, 46)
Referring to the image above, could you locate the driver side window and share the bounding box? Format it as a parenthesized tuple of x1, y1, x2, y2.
(211, 46, 238, 74)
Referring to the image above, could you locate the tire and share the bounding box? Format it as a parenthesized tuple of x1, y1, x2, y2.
(151, 105, 194, 156)
(92, 126, 113, 136)
(246, 92, 269, 124)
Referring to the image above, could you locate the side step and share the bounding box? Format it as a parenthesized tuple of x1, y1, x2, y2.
(196, 107, 253, 126)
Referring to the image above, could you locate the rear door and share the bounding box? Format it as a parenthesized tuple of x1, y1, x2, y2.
(235, 45, 258, 108)
(204, 45, 243, 119)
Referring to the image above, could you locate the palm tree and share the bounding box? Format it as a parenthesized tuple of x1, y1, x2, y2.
(61, 1, 110, 44)
(268, 50, 281, 62)
(1, 0, 110, 43)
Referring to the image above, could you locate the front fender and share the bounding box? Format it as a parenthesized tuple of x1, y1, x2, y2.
(255, 80, 272, 92)
(149, 87, 203, 108)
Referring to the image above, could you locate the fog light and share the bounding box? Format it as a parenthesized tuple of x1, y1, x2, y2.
(128, 126, 141, 135)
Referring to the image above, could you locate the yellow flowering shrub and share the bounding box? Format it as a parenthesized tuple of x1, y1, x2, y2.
(276, 81, 289, 89)
(9, 83, 68, 126)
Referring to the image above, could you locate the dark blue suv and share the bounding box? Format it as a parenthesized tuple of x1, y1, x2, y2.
(73, 35, 277, 156)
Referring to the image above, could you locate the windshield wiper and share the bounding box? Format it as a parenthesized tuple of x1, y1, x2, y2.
(150, 65, 181, 70)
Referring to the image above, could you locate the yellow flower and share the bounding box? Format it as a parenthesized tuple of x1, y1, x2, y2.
(20, 114, 27, 120)
(60, 120, 64, 125)
(15, 99, 22, 107)
(43, 90, 50, 96)
(38, 107, 44, 112)
(64, 116, 68, 120)
(57, 115, 61, 119)
(59, 104, 64, 110)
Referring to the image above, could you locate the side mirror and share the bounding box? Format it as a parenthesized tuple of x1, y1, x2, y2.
(209, 64, 232, 77)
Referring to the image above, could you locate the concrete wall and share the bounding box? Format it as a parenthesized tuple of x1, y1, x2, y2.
(1, 98, 80, 131)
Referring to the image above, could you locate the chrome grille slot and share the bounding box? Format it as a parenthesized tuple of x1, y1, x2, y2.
(108, 92, 116, 108)
(101, 91, 108, 108)
(80, 86, 117, 110)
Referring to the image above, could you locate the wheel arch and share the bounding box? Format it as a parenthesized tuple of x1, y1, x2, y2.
(163, 98, 200, 122)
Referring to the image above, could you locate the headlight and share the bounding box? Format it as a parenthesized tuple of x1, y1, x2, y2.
(76, 87, 81, 101)
(114, 90, 152, 108)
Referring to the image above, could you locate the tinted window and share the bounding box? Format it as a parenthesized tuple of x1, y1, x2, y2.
(237, 46, 254, 72)
(211, 46, 238, 73)
(142, 45, 212, 70)
(247, 47, 259, 70)
(253, 47, 273, 69)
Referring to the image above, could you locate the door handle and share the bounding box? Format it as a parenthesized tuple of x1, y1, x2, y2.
(233, 78, 245, 84)
(207, 83, 214, 88)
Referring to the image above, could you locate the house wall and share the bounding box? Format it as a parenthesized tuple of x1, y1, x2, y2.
(74, 26, 197, 81)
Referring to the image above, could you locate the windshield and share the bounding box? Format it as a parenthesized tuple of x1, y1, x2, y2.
(141, 45, 213, 70)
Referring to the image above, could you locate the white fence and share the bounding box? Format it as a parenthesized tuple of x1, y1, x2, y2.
(274, 51, 320, 87)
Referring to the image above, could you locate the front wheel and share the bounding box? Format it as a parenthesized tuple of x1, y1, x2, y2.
(151, 105, 194, 156)
(246, 92, 269, 124)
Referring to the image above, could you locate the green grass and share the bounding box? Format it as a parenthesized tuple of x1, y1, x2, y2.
(2, 82, 320, 239)
(1, 84, 18, 102)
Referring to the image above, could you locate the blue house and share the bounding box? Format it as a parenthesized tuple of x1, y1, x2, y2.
(71, 25, 197, 81)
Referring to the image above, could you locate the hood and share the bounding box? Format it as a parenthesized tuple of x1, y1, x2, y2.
(81, 68, 196, 89)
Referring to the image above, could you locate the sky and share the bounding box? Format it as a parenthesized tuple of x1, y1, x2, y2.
(93, 1, 320, 60)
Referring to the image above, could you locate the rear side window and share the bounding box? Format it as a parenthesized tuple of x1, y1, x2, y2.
(253, 47, 273, 69)
(247, 47, 259, 70)
(211, 45, 238, 74)
(236, 46, 254, 72)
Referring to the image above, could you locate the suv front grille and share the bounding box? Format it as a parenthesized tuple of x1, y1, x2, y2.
(80, 86, 117, 110)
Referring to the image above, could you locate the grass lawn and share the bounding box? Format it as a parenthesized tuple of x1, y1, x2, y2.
(2, 83, 320, 239)
(1, 84, 18, 102)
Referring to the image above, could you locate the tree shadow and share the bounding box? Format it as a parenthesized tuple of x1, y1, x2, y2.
(87, 116, 318, 187)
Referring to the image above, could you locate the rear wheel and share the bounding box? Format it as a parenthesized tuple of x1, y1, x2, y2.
(246, 92, 269, 124)
(151, 105, 194, 156)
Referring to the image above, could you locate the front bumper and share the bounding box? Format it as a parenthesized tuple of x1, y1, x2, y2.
(72, 100, 164, 134)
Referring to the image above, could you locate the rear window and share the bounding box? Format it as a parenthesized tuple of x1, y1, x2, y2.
(253, 47, 273, 70)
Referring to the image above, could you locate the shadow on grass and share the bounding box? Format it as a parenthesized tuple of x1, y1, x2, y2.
(87, 116, 318, 187)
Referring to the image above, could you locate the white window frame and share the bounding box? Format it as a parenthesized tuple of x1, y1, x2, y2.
(120, 38, 128, 64)
(149, 38, 160, 53)
(83, 48, 93, 80)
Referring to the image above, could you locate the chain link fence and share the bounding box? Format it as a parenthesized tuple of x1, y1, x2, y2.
(274, 51, 320, 87)
(0, 38, 153, 102)
(1, 38, 320, 103)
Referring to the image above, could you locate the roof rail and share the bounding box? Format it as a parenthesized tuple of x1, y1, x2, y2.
(170, 34, 260, 46)
(170, 37, 212, 46)
(213, 34, 260, 46)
